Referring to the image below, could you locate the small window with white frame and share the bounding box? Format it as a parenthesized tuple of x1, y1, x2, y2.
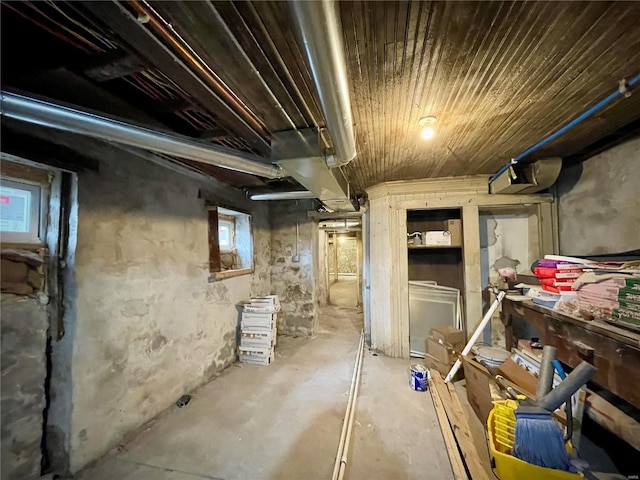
(207, 205, 253, 278)
(218, 214, 235, 251)
(0, 177, 45, 244)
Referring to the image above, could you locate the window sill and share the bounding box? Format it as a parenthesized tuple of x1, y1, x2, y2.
(1, 242, 45, 251)
(209, 268, 253, 281)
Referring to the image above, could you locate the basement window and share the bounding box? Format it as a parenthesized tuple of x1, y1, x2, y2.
(218, 215, 235, 250)
(208, 206, 253, 280)
(0, 178, 44, 244)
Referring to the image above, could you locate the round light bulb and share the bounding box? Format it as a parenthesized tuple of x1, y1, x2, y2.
(421, 127, 435, 140)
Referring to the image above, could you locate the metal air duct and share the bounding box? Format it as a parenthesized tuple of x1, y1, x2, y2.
(271, 129, 356, 212)
(250, 191, 316, 201)
(0, 91, 282, 179)
(289, 0, 356, 167)
(489, 158, 562, 194)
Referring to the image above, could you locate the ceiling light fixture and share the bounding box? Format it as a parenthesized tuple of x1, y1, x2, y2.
(421, 127, 435, 140)
(419, 116, 437, 140)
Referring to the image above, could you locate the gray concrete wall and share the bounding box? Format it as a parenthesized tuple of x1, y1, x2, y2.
(34, 135, 271, 473)
(269, 200, 318, 336)
(556, 137, 640, 255)
(1, 253, 47, 480)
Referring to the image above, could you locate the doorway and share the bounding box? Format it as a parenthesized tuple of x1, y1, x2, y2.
(318, 217, 363, 310)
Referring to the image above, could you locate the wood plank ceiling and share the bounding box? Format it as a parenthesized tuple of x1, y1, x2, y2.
(340, 1, 640, 189)
(2, 1, 640, 194)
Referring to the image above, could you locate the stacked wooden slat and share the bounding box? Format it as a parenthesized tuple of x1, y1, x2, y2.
(238, 296, 279, 366)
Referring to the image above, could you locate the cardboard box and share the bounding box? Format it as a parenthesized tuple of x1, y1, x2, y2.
(423, 231, 451, 246)
(497, 358, 538, 398)
(427, 337, 459, 365)
(431, 325, 465, 345)
(461, 355, 494, 424)
(445, 219, 462, 246)
(424, 354, 463, 380)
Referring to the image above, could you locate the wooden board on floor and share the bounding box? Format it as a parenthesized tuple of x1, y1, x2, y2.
(429, 374, 468, 480)
(430, 370, 491, 480)
(453, 380, 496, 480)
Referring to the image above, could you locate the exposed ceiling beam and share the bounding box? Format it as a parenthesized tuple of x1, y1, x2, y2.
(79, 0, 271, 156)
(198, 128, 230, 141)
(1, 124, 99, 172)
(83, 50, 146, 82)
(0, 91, 281, 179)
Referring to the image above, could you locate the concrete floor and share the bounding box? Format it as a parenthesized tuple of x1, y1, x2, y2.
(329, 277, 358, 308)
(76, 302, 453, 480)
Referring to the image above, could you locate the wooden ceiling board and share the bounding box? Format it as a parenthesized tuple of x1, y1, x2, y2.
(3, 1, 639, 194)
(339, 1, 640, 191)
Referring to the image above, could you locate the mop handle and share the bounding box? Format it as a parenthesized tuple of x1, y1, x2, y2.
(445, 290, 506, 383)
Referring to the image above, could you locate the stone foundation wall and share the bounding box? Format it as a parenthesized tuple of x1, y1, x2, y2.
(62, 142, 271, 472)
(269, 200, 318, 336)
(1, 251, 48, 480)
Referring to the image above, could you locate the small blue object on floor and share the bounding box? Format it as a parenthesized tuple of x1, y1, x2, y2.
(409, 364, 429, 391)
(512, 406, 576, 472)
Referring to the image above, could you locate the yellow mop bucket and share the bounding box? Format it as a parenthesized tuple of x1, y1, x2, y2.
(487, 401, 584, 480)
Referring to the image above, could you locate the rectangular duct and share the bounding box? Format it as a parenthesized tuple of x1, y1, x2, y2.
(272, 128, 356, 212)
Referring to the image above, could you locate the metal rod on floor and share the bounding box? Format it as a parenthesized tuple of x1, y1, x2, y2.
(331, 330, 364, 480)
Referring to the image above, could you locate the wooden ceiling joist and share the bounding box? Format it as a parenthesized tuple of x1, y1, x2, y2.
(79, 0, 271, 156)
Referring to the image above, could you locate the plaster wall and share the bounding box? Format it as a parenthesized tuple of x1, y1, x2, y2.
(44, 138, 270, 473)
(556, 137, 640, 255)
(479, 207, 537, 346)
(269, 200, 318, 336)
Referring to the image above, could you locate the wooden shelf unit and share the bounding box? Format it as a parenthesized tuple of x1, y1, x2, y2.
(406, 208, 464, 293)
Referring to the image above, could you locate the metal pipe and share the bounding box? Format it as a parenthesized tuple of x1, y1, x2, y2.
(537, 361, 597, 412)
(332, 331, 364, 480)
(290, 0, 356, 166)
(250, 191, 315, 201)
(1, 91, 282, 179)
(128, 0, 270, 141)
(536, 345, 557, 401)
(337, 331, 364, 480)
(207, 3, 298, 131)
(490, 73, 640, 185)
(245, 2, 324, 133)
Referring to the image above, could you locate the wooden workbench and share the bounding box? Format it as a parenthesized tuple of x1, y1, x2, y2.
(501, 298, 640, 410)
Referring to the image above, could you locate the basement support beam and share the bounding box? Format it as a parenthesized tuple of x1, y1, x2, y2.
(81, 1, 270, 155)
(333, 232, 338, 283)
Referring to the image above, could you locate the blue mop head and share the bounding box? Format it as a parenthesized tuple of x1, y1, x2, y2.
(512, 406, 576, 472)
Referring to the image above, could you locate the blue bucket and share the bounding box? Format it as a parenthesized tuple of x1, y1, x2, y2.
(410, 364, 429, 391)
